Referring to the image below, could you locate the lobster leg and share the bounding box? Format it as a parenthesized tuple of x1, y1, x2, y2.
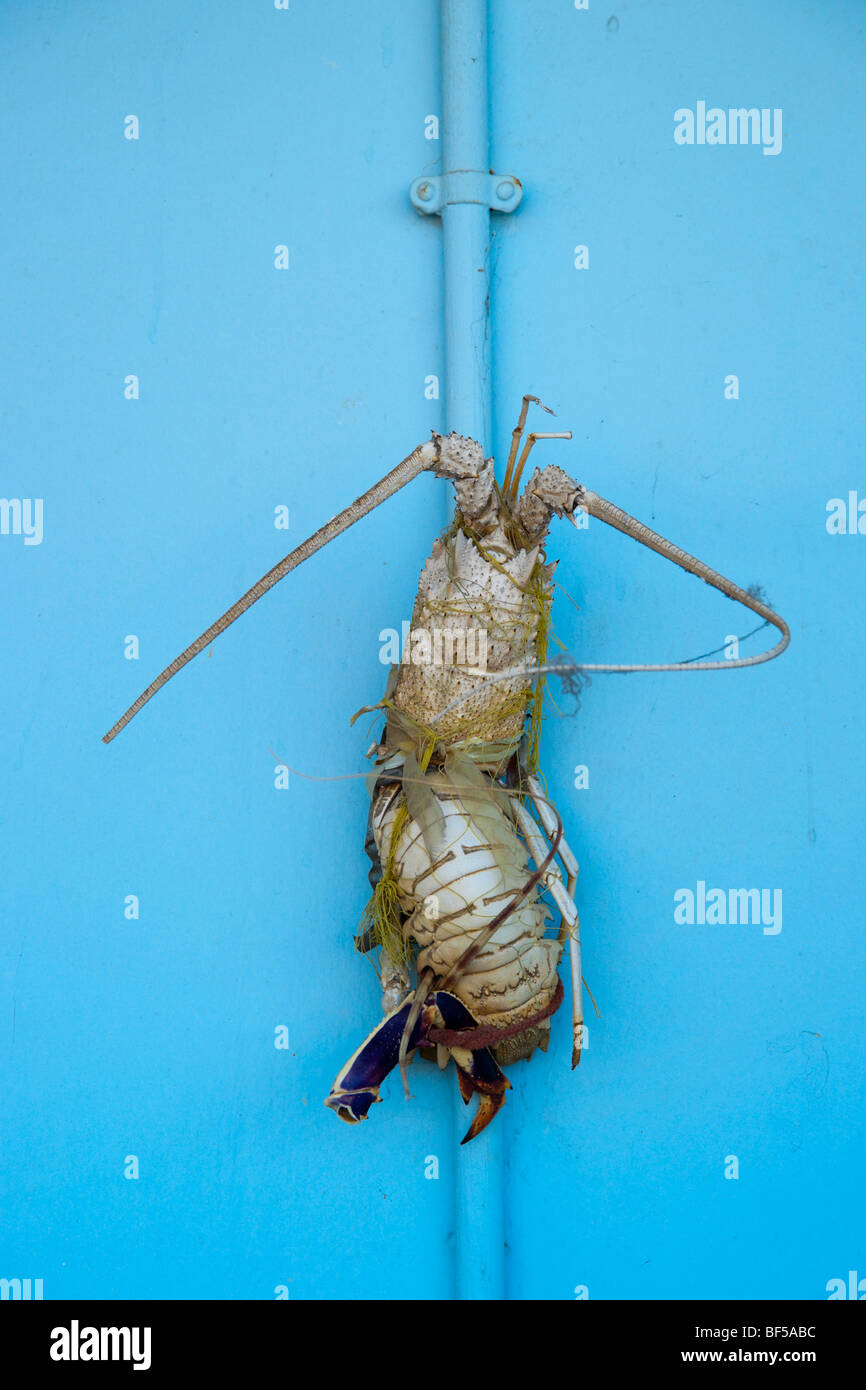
(515, 774, 584, 1069)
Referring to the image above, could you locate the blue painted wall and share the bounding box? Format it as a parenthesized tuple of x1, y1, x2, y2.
(1, 1, 862, 1300)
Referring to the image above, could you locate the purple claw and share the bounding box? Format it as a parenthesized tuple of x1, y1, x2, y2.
(325, 989, 510, 1141)
(325, 999, 427, 1124)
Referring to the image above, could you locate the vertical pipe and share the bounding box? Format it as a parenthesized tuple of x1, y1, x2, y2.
(439, 0, 506, 1302)
(441, 0, 492, 454)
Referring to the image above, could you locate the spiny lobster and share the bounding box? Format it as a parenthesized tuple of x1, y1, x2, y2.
(103, 396, 788, 1143)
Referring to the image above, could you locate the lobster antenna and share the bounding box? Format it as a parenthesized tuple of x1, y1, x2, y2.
(501, 394, 554, 496)
(575, 486, 790, 670)
(102, 441, 437, 743)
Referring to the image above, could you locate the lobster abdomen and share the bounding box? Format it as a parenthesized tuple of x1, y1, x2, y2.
(372, 781, 562, 1062)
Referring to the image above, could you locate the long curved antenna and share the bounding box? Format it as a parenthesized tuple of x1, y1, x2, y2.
(102, 441, 437, 743)
(576, 487, 790, 671)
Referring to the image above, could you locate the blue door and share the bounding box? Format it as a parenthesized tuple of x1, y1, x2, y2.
(1, 1, 863, 1301)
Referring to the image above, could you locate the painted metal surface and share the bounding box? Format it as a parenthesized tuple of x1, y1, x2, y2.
(1, 1, 864, 1301)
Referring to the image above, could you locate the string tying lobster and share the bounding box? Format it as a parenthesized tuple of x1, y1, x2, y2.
(103, 395, 789, 1144)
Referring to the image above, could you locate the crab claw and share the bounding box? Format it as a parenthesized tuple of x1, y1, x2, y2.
(325, 987, 511, 1142)
(452, 1052, 510, 1144)
(429, 992, 511, 1144)
(325, 997, 429, 1124)
(459, 1086, 508, 1145)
